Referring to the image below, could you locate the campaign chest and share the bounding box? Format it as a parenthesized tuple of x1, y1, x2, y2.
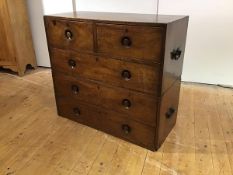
(44, 11, 188, 151)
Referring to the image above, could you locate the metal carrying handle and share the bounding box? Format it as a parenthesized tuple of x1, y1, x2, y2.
(171, 48, 182, 60)
(165, 107, 175, 119)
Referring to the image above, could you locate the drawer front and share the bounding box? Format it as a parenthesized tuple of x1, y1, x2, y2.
(51, 49, 161, 95)
(56, 98, 156, 150)
(97, 23, 164, 63)
(45, 18, 94, 52)
(53, 73, 158, 126)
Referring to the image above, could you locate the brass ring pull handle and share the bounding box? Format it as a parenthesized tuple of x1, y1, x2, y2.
(171, 48, 182, 60)
(68, 59, 76, 69)
(165, 107, 175, 119)
(73, 108, 81, 116)
(65, 29, 73, 40)
(122, 124, 131, 134)
(121, 36, 132, 48)
(121, 70, 131, 80)
(122, 99, 131, 109)
(71, 85, 79, 94)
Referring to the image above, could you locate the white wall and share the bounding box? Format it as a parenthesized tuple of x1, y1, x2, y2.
(28, 0, 233, 86)
(76, 0, 157, 14)
(42, 0, 158, 14)
(42, 0, 73, 15)
(27, 0, 50, 67)
(27, 0, 75, 67)
(159, 0, 233, 86)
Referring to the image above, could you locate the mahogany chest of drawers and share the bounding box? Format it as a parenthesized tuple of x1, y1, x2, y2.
(44, 11, 189, 151)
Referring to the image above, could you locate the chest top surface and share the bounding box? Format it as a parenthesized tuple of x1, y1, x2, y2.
(45, 11, 188, 25)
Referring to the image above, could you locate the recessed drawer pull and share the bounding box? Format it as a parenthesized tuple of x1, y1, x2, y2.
(165, 107, 175, 119)
(171, 48, 182, 60)
(65, 29, 73, 40)
(71, 85, 79, 94)
(122, 124, 131, 134)
(121, 70, 131, 80)
(121, 36, 132, 48)
(68, 59, 76, 69)
(73, 108, 81, 116)
(122, 99, 131, 109)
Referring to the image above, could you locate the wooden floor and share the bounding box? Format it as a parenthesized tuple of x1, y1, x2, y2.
(0, 68, 233, 175)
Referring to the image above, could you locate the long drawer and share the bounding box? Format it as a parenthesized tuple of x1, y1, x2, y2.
(53, 73, 158, 126)
(51, 48, 161, 95)
(56, 97, 156, 149)
(96, 23, 164, 63)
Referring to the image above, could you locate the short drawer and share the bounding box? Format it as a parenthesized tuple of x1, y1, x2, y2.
(45, 18, 94, 52)
(56, 98, 156, 150)
(51, 49, 161, 95)
(96, 23, 164, 63)
(53, 73, 158, 126)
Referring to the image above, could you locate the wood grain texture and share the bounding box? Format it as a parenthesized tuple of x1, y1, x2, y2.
(0, 0, 15, 63)
(156, 79, 181, 149)
(50, 48, 161, 95)
(96, 23, 164, 63)
(0, 0, 36, 76)
(44, 12, 189, 150)
(53, 73, 158, 126)
(45, 18, 94, 53)
(161, 16, 189, 95)
(56, 97, 156, 150)
(6, 0, 37, 75)
(0, 68, 233, 174)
